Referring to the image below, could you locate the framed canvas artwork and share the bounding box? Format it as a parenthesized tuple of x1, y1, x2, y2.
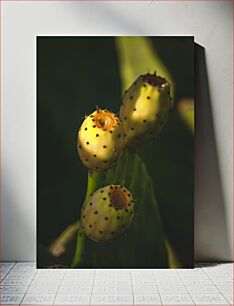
(37, 36, 194, 268)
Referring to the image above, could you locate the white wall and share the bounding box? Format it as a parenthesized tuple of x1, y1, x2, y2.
(2, 1, 233, 261)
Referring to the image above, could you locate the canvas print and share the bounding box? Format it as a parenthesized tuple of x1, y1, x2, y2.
(37, 36, 194, 268)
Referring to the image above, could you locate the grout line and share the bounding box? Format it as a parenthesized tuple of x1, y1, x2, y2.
(90, 268, 96, 306)
(0, 262, 17, 306)
(129, 269, 134, 306)
(0, 262, 17, 282)
(53, 268, 67, 305)
(176, 266, 195, 305)
(215, 285, 232, 305)
(200, 264, 233, 305)
(152, 269, 162, 305)
(19, 264, 38, 305)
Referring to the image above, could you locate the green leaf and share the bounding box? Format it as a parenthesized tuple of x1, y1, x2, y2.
(115, 36, 193, 267)
(115, 36, 175, 99)
(72, 149, 168, 268)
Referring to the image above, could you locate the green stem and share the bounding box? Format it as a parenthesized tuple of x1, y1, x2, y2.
(85, 170, 105, 199)
(71, 170, 105, 268)
(71, 231, 86, 268)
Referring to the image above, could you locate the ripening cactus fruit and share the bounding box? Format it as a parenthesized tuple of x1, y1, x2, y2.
(81, 185, 134, 242)
(120, 72, 173, 148)
(77, 109, 125, 171)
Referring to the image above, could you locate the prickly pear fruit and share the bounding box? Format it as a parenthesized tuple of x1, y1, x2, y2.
(81, 185, 134, 242)
(120, 72, 173, 148)
(77, 109, 125, 171)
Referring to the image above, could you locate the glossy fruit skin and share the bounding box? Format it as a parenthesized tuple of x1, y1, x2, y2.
(120, 72, 173, 148)
(77, 109, 125, 171)
(81, 185, 134, 243)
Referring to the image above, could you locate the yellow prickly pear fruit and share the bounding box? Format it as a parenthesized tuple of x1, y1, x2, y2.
(120, 72, 173, 148)
(77, 109, 125, 171)
(82, 185, 134, 243)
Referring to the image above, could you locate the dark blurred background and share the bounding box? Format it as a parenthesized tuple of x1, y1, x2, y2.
(37, 37, 194, 267)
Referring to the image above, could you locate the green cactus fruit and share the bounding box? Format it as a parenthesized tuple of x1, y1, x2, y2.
(120, 72, 173, 148)
(77, 109, 125, 171)
(81, 185, 134, 243)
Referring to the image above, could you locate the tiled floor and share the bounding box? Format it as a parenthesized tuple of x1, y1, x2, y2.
(0, 262, 233, 305)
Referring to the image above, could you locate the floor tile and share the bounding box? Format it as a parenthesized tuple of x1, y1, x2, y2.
(156, 279, 184, 285)
(96, 270, 130, 275)
(0, 285, 28, 294)
(4, 273, 35, 280)
(91, 294, 133, 305)
(223, 293, 233, 304)
(186, 285, 219, 293)
(8, 268, 35, 274)
(96, 273, 130, 278)
(155, 275, 181, 280)
(212, 279, 233, 285)
(61, 278, 93, 285)
(27, 285, 59, 294)
(132, 273, 154, 278)
(31, 278, 62, 286)
(216, 285, 233, 293)
(14, 262, 36, 268)
(132, 279, 156, 285)
(21, 293, 56, 305)
(63, 274, 93, 281)
(180, 279, 213, 285)
(58, 285, 92, 294)
(160, 294, 194, 305)
(54, 294, 90, 305)
(0, 262, 15, 269)
(190, 293, 229, 305)
(0, 267, 14, 275)
(0, 272, 10, 280)
(134, 294, 161, 305)
(208, 274, 233, 281)
(0, 294, 24, 305)
(92, 285, 132, 294)
(0, 279, 32, 286)
(93, 279, 132, 285)
(133, 285, 158, 294)
(35, 274, 64, 280)
(157, 285, 187, 294)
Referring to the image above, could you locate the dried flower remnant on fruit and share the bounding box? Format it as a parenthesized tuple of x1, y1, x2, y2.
(77, 109, 125, 171)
